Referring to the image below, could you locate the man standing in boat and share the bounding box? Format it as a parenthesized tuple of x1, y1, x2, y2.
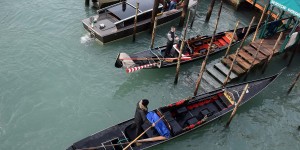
(133, 99, 155, 138)
(165, 26, 179, 58)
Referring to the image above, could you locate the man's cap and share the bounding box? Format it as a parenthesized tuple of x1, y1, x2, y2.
(141, 99, 149, 106)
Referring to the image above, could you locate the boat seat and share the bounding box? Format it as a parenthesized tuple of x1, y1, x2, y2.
(218, 38, 227, 46)
(190, 107, 204, 120)
(222, 36, 231, 43)
(163, 111, 183, 135)
(176, 106, 188, 114)
(186, 117, 198, 126)
(201, 108, 214, 117)
(177, 111, 193, 127)
(213, 100, 226, 111)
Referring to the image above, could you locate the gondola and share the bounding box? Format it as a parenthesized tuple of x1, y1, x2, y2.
(115, 25, 258, 73)
(67, 73, 279, 150)
(83, 0, 197, 43)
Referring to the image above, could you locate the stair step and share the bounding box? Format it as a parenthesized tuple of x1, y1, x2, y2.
(202, 71, 222, 89)
(221, 58, 245, 75)
(200, 77, 215, 92)
(228, 55, 251, 70)
(238, 50, 260, 65)
(214, 62, 238, 79)
(207, 67, 227, 84)
(242, 46, 267, 61)
(250, 41, 272, 56)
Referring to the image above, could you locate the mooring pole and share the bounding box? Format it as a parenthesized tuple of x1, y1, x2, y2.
(223, 48, 240, 87)
(150, 0, 160, 33)
(224, 21, 240, 57)
(150, 17, 158, 49)
(174, 12, 191, 84)
(239, 16, 256, 48)
(194, 0, 223, 96)
(190, 0, 201, 28)
(252, 5, 267, 42)
(133, 2, 139, 42)
(179, 0, 190, 27)
(244, 39, 264, 81)
(225, 84, 249, 128)
(85, 0, 90, 6)
(261, 32, 283, 74)
(287, 72, 300, 95)
(205, 0, 216, 22)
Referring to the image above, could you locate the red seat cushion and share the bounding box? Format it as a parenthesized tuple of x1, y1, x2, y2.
(222, 36, 231, 43)
(218, 39, 227, 46)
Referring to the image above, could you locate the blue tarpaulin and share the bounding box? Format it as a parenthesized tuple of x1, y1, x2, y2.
(146, 111, 171, 138)
(270, 0, 300, 18)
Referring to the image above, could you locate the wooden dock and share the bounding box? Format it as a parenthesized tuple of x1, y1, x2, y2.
(190, 31, 289, 92)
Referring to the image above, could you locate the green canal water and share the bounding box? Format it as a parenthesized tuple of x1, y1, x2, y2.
(0, 0, 299, 149)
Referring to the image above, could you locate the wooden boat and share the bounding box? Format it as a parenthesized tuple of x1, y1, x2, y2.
(82, 0, 197, 43)
(67, 73, 279, 150)
(115, 25, 257, 73)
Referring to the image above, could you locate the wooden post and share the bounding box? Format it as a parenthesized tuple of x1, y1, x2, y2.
(252, 5, 267, 42)
(194, 0, 223, 96)
(174, 12, 191, 84)
(244, 39, 264, 81)
(85, 0, 90, 6)
(224, 21, 240, 57)
(150, 17, 158, 49)
(261, 32, 283, 74)
(239, 17, 256, 48)
(287, 72, 300, 94)
(205, 0, 216, 22)
(150, 0, 160, 33)
(133, 2, 139, 42)
(179, 0, 190, 27)
(190, 0, 201, 28)
(223, 48, 240, 87)
(225, 84, 249, 128)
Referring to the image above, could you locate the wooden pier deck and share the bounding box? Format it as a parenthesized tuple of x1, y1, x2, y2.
(190, 31, 289, 92)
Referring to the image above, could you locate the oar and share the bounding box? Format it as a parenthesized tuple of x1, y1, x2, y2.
(123, 115, 165, 150)
(119, 57, 192, 61)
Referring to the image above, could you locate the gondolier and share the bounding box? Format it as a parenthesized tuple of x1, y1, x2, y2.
(165, 26, 179, 57)
(133, 99, 155, 138)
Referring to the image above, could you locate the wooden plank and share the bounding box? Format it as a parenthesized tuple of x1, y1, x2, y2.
(202, 71, 222, 89)
(228, 55, 251, 70)
(207, 67, 227, 84)
(214, 63, 238, 79)
(242, 46, 267, 60)
(238, 50, 260, 65)
(250, 42, 272, 56)
(221, 58, 245, 75)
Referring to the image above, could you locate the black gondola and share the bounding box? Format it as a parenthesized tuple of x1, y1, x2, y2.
(67, 73, 280, 150)
(115, 25, 258, 73)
